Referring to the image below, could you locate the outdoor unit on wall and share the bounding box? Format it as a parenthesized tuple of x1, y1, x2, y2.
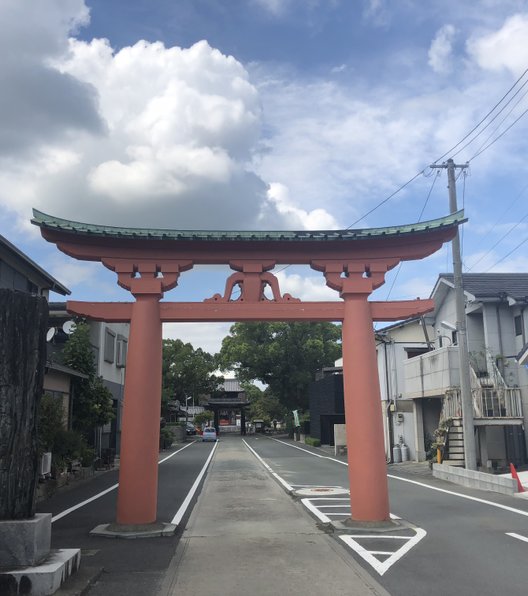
(40, 452, 52, 478)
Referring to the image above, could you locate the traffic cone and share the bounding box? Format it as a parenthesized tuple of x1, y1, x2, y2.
(510, 463, 525, 493)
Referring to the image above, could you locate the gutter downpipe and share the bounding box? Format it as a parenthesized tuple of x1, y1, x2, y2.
(383, 339, 395, 463)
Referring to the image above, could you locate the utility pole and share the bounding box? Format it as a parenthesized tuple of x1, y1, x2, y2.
(430, 158, 477, 470)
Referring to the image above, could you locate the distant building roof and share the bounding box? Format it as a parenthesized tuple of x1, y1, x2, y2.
(222, 379, 244, 393)
(0, 233, 70, 296)
(437, 273, 528, 301)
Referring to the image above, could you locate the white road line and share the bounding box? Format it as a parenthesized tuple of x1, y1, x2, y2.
(171, 441, 218, 526)
(340, 528, 427, 576)
(52, 484, 119, 523)
(348, 535, 414, 540)
(271, 436, 528, 520)
(271, 437, 347, 465)
(243, 438, 294, 492)
(387, 474, 528, 518)
(52, 441, 196, 523)
(506, 532, 528, 543)
(301, 497, 331, 523)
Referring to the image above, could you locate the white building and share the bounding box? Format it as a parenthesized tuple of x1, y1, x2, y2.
(401, 273, 528, 469)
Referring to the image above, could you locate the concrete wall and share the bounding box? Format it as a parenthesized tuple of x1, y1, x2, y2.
(433, 463, 518, 495)
(404, 346, 460, 398)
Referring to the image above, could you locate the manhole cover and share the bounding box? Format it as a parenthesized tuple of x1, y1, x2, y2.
(295, 486, 349, 497)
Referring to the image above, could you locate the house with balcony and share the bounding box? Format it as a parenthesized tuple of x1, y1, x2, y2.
(403, 273, 528, 470)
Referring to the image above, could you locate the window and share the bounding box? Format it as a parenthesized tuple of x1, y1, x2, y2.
(104, 328, 116, 363)
(514, 315, 523, 337)
(405, 347, 430, 359)
(116, 336, 128, 368)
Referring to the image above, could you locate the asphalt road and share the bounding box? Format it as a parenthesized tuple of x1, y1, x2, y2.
(39, 435, 528, 595)
(38, 439, 216, 596)
(244, 435, 528, 596)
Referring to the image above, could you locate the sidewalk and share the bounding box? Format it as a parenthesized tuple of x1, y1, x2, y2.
(159, 436, 389, 596)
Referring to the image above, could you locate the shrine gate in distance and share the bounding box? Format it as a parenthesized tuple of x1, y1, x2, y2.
(33, 209, 465, 528)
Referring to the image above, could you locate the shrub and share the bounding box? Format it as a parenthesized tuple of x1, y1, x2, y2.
(305, 436, 321, 447)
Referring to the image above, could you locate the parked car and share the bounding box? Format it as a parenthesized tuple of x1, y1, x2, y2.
(186, 423, 197, 436)
(202, 427, 217, 442)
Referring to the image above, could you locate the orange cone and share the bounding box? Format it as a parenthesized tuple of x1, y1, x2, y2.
(510, 463, 525, 493)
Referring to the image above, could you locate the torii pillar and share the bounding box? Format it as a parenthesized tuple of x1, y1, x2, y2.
(313, 261, 395, 521)
(105, 260, 189, 525)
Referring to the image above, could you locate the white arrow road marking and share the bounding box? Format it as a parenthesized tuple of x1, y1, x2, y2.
(340, 528, 427, 576)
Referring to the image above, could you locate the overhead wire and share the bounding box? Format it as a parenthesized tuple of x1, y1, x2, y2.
(466, 182, 528, 271)
(432, 67, 528, 165)
(485, 235, 528, 272)
(383, 169, 441, 301)
(274, 66, 528, 285)
(449, 75, 528, 161)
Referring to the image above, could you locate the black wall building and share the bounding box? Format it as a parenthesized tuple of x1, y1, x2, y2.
(308, 369, 344, 445)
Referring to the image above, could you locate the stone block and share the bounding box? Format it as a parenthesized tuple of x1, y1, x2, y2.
(0, 514, 51, 567)
(0, 548, 80, 596)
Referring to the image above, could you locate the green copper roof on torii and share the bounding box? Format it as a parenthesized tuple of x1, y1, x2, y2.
(31, 209, 466, 242)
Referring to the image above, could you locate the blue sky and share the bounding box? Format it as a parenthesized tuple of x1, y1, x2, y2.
(2, 0, 528, 352)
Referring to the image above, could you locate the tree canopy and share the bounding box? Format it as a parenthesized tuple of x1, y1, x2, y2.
(162, 339, 222, 415)
(244, 383, 287, 425)
(218, 322, 341, 410)
(61, 321, 114, 440)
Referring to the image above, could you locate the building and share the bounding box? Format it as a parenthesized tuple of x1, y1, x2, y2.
(205, 378, 249, 434)
(0, 233, 69, 298)
(48, 303, 129, 455)
(0, 234, 82, 431)
(308, 368, 345, 446)
(403, 273, 528, 469)
(375, 317, 434, 461)
(327, 318, 432, 460)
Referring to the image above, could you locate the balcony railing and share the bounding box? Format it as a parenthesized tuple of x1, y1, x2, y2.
(442, 387, 523, 419)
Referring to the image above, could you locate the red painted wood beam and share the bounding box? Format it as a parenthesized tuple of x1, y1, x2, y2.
(67, 298, 434, 323)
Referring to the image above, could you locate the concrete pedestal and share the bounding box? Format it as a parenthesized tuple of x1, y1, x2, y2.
(0, 549, 81, 596)
(0, 514, 51, 567)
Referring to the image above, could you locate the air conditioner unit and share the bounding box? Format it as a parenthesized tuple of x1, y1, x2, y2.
(40, 452, 52, 478)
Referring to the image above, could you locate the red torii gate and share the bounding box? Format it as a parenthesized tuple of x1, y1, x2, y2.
(33, 209, 464, 527)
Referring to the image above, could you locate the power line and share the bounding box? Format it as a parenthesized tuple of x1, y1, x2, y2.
(433, 67, 528, 165)
(463, 85, 528, 161)
(468, 104, 528, 162)
(349, 66, 528, 228)
(485, 235, 528, 272)
(383, 169, 441, 301)
(466, 181, 528, 271)
(450, 75, 528, 161)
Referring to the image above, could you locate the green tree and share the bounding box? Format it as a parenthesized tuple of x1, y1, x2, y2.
(62, 321, 114, 440)
(162, 339, 222, 416)
(194, 410, 214, 427)
(244, 384, 287, 426)
(219, 322, 341, 410)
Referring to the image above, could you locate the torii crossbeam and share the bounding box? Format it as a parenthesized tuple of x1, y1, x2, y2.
(33, 209, 465, 527)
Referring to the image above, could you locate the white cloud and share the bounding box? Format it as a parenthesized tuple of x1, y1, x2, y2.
(428, 25, 456, 74)
(263, 183, 339, 229)
(1, 4, 330, 232)
(467, 13, 528, 77)
(0, 0, 102, 157)
(252, 0, 289, 16)
(163, 322, 232, 354)
(275, 270, 337, 301)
